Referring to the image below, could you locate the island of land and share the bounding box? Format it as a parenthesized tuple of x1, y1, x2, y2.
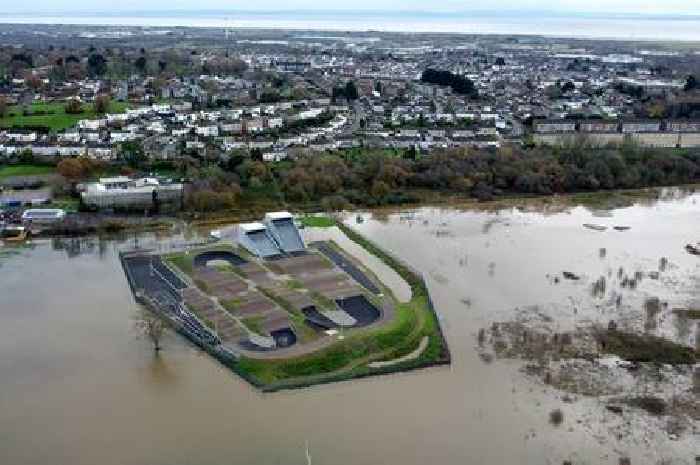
(120, 213, 449, 391)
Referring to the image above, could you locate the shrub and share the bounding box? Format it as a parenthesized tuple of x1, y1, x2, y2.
(549, 408, 564, 426)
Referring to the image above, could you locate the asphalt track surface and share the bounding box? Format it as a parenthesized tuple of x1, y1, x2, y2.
(313, 242, 381, 295)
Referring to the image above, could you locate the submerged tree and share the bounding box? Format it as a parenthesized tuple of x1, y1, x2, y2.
(134, 309, 166, 352)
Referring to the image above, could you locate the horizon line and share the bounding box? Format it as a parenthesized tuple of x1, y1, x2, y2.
(1, 9, 700, 19)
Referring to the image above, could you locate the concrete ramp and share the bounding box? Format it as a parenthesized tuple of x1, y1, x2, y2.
(237, 222, 281, 258)
(264, 212, 305, 253)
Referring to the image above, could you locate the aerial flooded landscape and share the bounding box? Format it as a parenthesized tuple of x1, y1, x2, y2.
(1, 2, 700, 464)
(1, 189, 698, 464)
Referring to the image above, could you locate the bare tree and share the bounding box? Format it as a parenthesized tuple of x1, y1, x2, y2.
(0, 96, 8, 118)
(134, 309, 166, 352)
(94, 94, 111, 114)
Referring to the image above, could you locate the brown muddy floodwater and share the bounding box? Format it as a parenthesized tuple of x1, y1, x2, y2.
(1, 189, 698, 465)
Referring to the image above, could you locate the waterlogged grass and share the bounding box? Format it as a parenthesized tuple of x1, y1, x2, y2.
(300, 215, 336, 228)
(236, 222, 450, 389)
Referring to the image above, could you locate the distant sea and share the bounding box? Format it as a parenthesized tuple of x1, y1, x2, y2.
(1, 10, 700, 42)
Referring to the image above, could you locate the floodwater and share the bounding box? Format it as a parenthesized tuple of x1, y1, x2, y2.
(1, 189, 698, 465)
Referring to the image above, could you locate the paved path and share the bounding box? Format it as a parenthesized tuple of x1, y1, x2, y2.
(368, 336, 429, 368)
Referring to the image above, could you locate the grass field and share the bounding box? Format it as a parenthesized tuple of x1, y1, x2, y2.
(0, 164, 56, 179)
(299, 215, 336, 228)
(0, 101, 129, 131)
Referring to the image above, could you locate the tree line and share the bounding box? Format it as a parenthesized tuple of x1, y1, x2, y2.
(177, 142, 700, 211)
(420, 68, 478, 98)
(30, 141, 700, 213)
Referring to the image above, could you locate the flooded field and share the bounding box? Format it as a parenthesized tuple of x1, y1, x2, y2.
(1, 189, 698, 465)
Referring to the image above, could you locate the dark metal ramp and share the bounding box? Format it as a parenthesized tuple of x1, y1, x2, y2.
(302, 305, 339, 330)
(314, 242, 381, 295)
(193, 250, 247, 268)
(335, 295, 380, 327)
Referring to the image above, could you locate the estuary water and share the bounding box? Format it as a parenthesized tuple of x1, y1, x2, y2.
(1, 11, 700, 41)
(0, 189, 698, 465)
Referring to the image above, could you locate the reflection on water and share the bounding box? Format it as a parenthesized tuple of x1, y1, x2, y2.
(0, 189, 698, 465)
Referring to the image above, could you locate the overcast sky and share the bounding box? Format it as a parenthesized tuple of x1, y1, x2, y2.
(3, 0, 700, 15)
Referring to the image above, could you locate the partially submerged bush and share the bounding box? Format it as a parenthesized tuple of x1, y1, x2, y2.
(626, 396, 667, 416)
(549, 408, 564, 426)
(596, 330, 697, 365)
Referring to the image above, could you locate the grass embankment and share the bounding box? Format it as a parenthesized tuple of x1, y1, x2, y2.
(235, 222, 450, 391)
(164, 244, 247, 278)
(0, 101, 129, 131)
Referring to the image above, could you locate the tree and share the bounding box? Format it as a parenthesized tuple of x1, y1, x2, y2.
(561, 81, 576, 94)
(25, 73, 43, 91)
(370, 180, 390, 200)
(10, 52, 32, 76)
(18, 149, 34, 164)
(321, 194, 350, 212)
(421, 68, 478, 97)
(646, 102, 666, 119)
(121, 141, 146, 168)
(57, 157, 88, 182)
(134, 309, 166, 352)
(0, 96, 7, 118)
(87, 53, 107, 77)
(94, 94, 111, 114)
(134, 56, 147, 74)
(64, 98, 83, 114)
(344, 81, 359, 101)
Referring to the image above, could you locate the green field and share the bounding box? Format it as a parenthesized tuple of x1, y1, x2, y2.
(0, 164, 56, 179)
(299, 215, 336, 228)
(1, 101, 129, 131)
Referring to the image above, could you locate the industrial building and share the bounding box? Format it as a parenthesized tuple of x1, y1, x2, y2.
(21, 209, 66, 224)
(81, 177, 183, 210)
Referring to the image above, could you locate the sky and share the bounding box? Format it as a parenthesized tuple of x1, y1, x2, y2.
(2, 0, 700, 16)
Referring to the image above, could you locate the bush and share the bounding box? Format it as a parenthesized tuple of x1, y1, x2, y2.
(596, 330, 697, 365)
(549, 408, 564, 426)
(64, 99, 83, 114)
(185, 186, 241, 212)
